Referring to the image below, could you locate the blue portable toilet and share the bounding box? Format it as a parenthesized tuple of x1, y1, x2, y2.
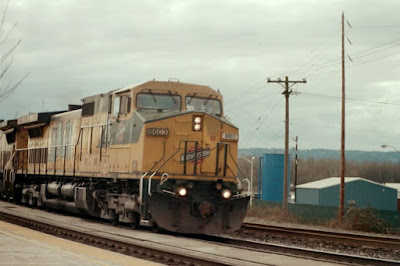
(258, 154, 290, 202)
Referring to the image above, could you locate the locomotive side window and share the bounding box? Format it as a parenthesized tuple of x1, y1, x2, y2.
(113, 97, 120, 117)
(113, 95, 132, 117)
(120, 95, 132, 114)
(136, 93, 181, 111)
(186, 96, 222, 116)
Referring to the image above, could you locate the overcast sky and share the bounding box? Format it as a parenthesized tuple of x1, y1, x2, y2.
(1, 0, 400, 151)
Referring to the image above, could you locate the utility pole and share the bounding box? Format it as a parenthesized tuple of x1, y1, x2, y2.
(339, 11, 346, 223)
(294, 136, 299, 203)
(267, 76, 306, 211)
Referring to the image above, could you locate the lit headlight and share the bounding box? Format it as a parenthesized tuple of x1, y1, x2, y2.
(193, 116, 202, 131)
(194, 117, 202, 124)
(221, 189, 231, 199)
(177, 187, 187, 197)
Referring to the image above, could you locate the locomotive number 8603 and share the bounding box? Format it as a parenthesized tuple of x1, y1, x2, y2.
(0, 80, 249, 234)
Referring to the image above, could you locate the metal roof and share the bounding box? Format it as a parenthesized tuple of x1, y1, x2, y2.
(385, 183, 400, 191)
(296, 177, 391, 189)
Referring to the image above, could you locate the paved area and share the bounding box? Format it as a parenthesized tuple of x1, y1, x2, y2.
(0, 220, 159, 266)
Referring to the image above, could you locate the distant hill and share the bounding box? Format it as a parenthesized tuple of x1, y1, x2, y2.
(238, 148, 400, 163)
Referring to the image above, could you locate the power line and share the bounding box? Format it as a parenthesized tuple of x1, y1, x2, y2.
(225, 86, 274, 112)
(353, 25, 400, 29)
(275, 36, 400, 82)
(224, 80, 268, 104)
(238, 93, 282, 148)
(300, 92, 400, 109)
(351, 37, 400, 56)
(230, 35, 400, 110)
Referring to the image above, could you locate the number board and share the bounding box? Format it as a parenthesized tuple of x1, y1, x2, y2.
(146, 128, 169, 136)
(221, 132, 238, 141)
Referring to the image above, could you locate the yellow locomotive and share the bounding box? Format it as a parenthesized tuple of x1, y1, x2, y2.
(0, 80, 249, 234)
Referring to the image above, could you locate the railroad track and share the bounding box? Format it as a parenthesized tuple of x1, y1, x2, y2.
(195, 234, 400, 266)
(0, 202, 399, 265)
(242, 222, 400, 250)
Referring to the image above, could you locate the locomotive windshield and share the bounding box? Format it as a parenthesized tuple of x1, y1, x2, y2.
(186, 96, 222, 116)
(136, 93, 181, 110)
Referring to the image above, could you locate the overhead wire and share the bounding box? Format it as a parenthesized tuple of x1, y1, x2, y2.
(300, 92, 400, 110)
(224, 79, 266, 103)
(234, 19, 400, 148)
(304, 37, 400, 81)
(228, 35, 343, 108)
(277, 30, 400, 81)
(352, 25, 400, 29)
(229, 20, 398, 116)
(224, 84, 272, 112)
(239, 88, 282, 148)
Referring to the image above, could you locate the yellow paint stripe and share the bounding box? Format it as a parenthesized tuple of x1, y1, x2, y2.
(0, 221, 159, 266)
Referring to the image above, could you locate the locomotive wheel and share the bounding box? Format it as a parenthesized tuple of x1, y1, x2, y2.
(31, 197, 38, 207)
(13, 185, 22, 204)
(129, 213, 140, 229)
(151, 223, 163, 233)
(0, 179, 3, 200)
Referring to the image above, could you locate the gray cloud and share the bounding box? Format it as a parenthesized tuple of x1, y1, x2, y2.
(1, 0, 400, 151)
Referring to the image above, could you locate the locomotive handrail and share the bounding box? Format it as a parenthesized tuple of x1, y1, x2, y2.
(226, 143, 244, 187)
(139, 172, 148, 201)
(242, 178, 250, 191)
(160, 173, 169, 185)
(147, 172, 169, 197)
(147, 172, 157, 196)
(148, 142, 166, 173)
(4, 151, 15, 170)
(15, 144, 76, 151)
(147, 141, 183, 173)
(80, 124, 109, 129)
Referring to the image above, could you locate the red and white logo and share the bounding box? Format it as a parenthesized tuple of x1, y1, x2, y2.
(180, 146, 210, 164)
(116, 123, 126, 142)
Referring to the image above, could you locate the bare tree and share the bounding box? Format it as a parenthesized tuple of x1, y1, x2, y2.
(291, 157, 400, 185)
(0, 0, 29, 103)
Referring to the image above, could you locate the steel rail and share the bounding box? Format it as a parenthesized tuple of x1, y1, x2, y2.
(198, 234, 400, 266)
(242, 222, 400, 250)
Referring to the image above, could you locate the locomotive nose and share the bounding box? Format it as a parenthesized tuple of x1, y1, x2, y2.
(198, 201, 216, 218)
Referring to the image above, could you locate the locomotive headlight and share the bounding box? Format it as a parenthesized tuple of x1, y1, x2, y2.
(177, 187, 187, 197)
(193, 116, 202, 131)
(221, 189, 232, 199)
(194, 117, 202, 124)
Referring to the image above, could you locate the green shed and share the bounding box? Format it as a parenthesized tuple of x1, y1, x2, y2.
(296, 177, 397, 211)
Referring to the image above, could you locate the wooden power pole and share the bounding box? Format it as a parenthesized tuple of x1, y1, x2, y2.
(267, 76, 306, 211)
(339, 11, 346, 222)
(294, 136, 299, 203)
